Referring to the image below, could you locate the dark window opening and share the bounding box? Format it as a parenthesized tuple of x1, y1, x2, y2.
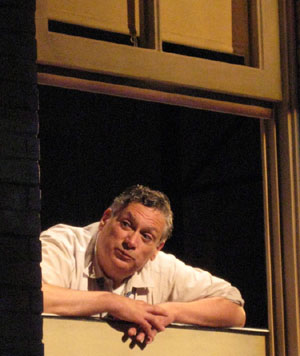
(48, 20, 245, 65)
(162, 42, 245, 65)
(48, 20, 134, 46)
(38, 85, 267, 328)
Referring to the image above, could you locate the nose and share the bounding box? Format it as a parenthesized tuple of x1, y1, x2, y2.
(123, 231, 139, 249)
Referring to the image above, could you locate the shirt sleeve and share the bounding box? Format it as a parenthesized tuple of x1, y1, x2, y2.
(40, 225, 76, 288)
(164, 254, 245, 306)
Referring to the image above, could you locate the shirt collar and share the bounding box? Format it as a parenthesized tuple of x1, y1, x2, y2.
(125, 261, 155, 290)
(83, 231, 104, 279)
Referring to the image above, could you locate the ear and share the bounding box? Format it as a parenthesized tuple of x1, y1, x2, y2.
(150, 241, 165, 261)
(98, 208, 113, 231)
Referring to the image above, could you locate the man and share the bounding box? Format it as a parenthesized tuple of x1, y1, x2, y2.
(41, 185, 245, 344)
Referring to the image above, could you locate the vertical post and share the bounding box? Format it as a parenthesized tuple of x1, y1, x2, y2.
(0, 0, 43, 355)
(139, 0, 161, 50)
(260, 118, 286, 356)
(263, 0, 300, 355)
(277, 0, 300, 355)
(232, 0, 250, 65)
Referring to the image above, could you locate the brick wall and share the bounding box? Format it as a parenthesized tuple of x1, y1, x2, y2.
(0, 0, 43, 355)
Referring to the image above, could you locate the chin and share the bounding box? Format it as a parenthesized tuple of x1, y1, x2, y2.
(111, 258, 135, 274)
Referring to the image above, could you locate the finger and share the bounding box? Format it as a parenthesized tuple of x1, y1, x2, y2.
(146, 336, 153, 344)
(146, 315, 166, 332)
(139, 320, 158, 341)
(127, 325, 150, 344)
(136, 331, 146, 344)
(152, 329, 158, 338)
(127, 327, 137, 337)
(145, 329, 157, 344)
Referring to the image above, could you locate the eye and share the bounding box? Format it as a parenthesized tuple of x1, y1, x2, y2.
(121, 220, 131, 228)
(142, 233, 153, 242)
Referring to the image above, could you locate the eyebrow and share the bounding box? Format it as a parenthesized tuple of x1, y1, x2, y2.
(124, 211, 160, 233)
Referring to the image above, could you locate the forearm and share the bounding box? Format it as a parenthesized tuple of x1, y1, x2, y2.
(42, 282, 169, 344)
(160, 297, 246, 328)
(42, 282, 112, 316)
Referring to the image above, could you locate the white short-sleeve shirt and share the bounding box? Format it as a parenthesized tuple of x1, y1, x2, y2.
(40, 223, 244, 306)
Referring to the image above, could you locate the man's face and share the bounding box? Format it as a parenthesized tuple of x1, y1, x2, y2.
(96, 202, 165, 287)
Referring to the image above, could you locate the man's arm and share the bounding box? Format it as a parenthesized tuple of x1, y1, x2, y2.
(159, 297, 246, 327)
(42, 282, 168, 342)
(127, 297, 245, 343)
(150, 253, 246, 328)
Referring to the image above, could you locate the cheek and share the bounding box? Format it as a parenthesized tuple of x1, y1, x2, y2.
(104, 224, 119, 239)
(110, 225, 125, 238)
(139, 247, 157, 262)
(99, 228, 115, 250)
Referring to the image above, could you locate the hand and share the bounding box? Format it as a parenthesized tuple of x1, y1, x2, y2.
(107, 294, 169, 343)
(126, 302, 176, 344)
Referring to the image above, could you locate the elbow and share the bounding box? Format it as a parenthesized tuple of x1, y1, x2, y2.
(218, 298, 246, 327)
(234, 305, 246, 327)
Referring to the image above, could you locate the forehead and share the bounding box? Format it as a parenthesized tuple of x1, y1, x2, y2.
(118, 203, 166, 230)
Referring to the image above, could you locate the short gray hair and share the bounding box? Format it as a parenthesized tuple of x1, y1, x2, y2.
(110, 185, 173, 242)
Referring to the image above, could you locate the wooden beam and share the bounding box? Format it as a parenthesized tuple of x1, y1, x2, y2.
(38, 72, 273, 120)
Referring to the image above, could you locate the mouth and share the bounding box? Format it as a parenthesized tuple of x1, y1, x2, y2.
(115, 248, 134, 262)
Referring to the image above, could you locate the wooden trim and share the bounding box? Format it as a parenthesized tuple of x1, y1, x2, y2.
(37, 72, 273, 119)
(139, 0, 161, 50)
(232, 0, 249, 64)
(277, 101, 300, 355)
(260, 118, 286, 356)
(35, 0, 282, 101)
(249, 0, 260, 68)
(274, 0, 300, 355)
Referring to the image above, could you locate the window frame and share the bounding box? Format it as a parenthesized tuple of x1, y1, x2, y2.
(35, 0, 281, 101)
(35, 1, 300, 355)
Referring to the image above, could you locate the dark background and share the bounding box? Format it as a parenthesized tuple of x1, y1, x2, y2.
(38, 85, 267, 328)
